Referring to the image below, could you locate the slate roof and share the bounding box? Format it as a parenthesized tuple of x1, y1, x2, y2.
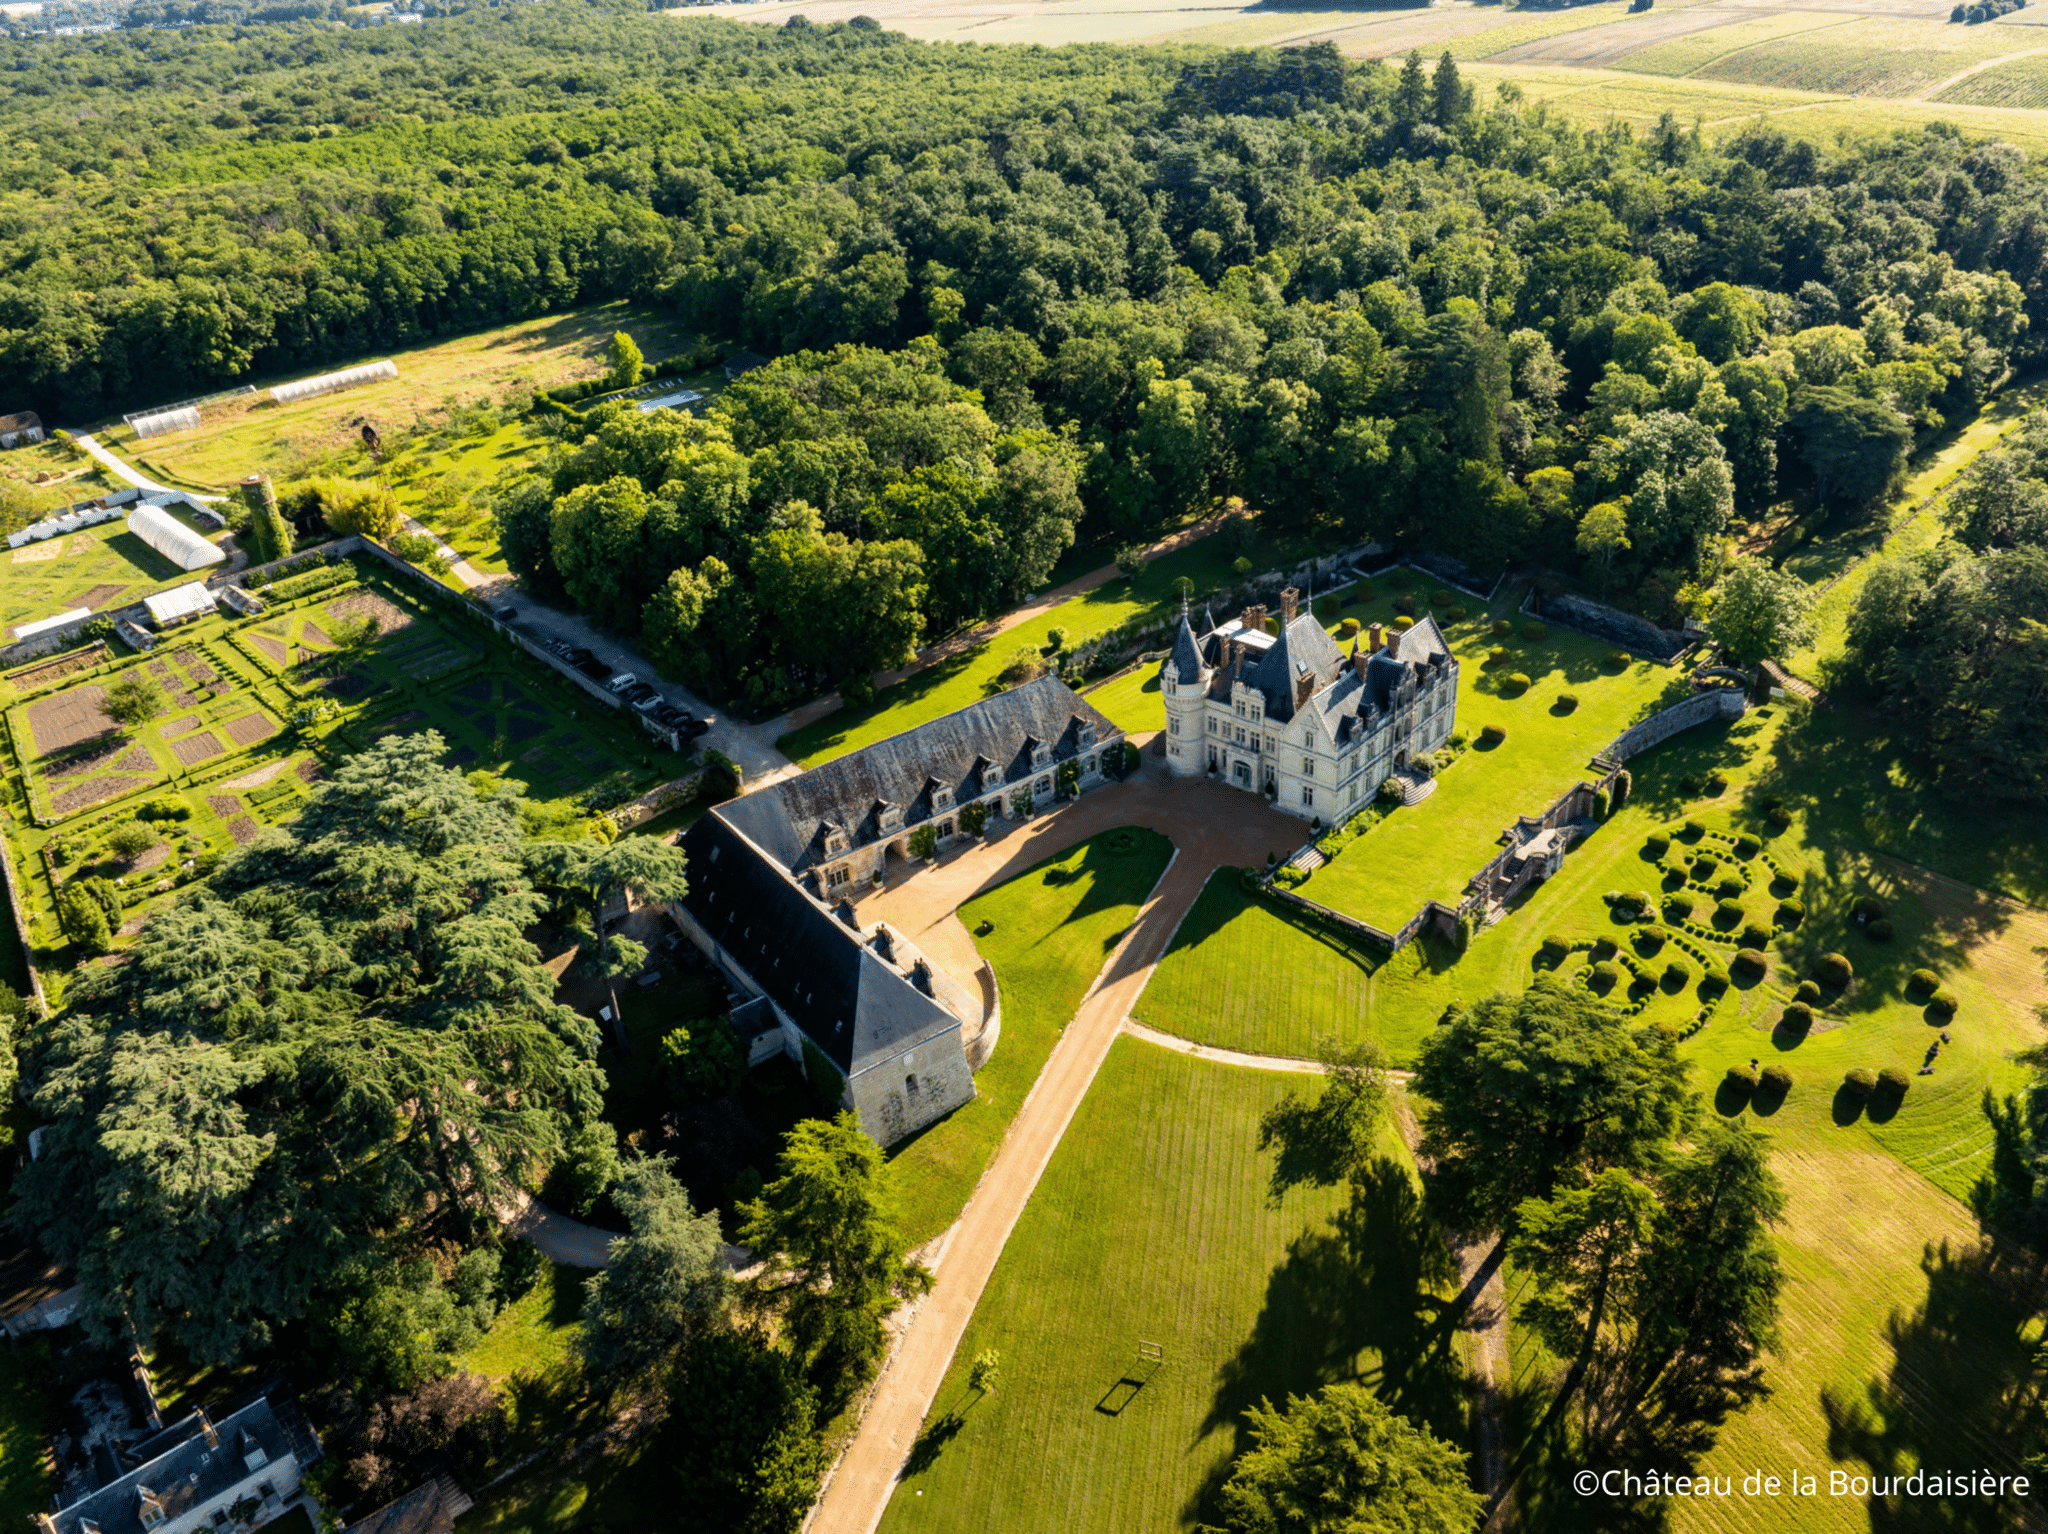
(678, 814, 963, 1077)
(52, 1400, 296, 1534)
(1168, 609, 1204, 683)
(344, 1480, 465, 1534)
(1198, 613, 1347, 724)
(716, 675, 1118, 875)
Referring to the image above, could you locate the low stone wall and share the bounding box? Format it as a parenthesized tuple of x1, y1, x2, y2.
(1529, 590, 1691, 662)
(967, 960, 1002, 1070)
(1598, 688, 1746, 762)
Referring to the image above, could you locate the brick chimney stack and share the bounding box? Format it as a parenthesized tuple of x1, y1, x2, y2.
(1368, 622, 1384, 652)
(1279, 587, 1298, 624)
(1242, 604, 1268, 634)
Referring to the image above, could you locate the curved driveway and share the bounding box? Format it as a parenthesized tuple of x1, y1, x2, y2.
(812, 757, 1307, 1534)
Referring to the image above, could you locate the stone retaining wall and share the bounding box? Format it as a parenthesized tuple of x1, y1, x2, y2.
(1598, 687, 1746, 762)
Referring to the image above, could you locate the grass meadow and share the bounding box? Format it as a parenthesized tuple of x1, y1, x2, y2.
(887, 825, 1175, 1247)
(1077, 662, 1165, 738)
(1687, 16, 2029, 98)
(0, 503, 227, 638)
(879, 1038, 1474, 1534)
(0, 439, 114, 516)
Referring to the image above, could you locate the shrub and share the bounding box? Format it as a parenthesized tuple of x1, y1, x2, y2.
(1852, 895, 1885, 921)
(1781, 1001, 1814, 1033)
(1663, 959, 1691, 987)
(1706, 771, 1728, 793)
(1725, 1064, 1759, 1092)
(1590, 960, 1620, 989)
(1591, 937, 1618, 959)
(1628, 889, 1654, 914)
(1760, 1064, 1792, 1094)
(1795, 980, 1821, 1005)
(1715, 898, 1744, 923)
(1393, 593, 1417, 616)
(1843, 1068, 1876, 1098)
(1432, 588, 1454, 606)
(1606, 650, 1632, 671)
(1355, 581, 1375, 601)
(106, 821, 157, 860)
(1735, 947, 1768, 975)
(1715, 877, 1745, 901)
(1338, 618, 1360, 637)
(1682, 818, 1705, 839)
(1645, 833, 1670, 858)
(1491, 620, 1512, 638)
(1634, 926, 1666, 955)
(1593, 789, 1610, 820)
(1487, 646, 1509, 666)
(1505, 672, 1530, 693)
(1928, 989, 1960, 1018)
(1556, 692, 1578, 711)
(1734, 833, 1761, 857)
(1877, 1067, 1911, 1097)
(1664, 893, 1694, 920)
(1775, 898, 1804, 925)
(1867, 918, 1894, 943)
(1446, 605, 1467, 622)
(1611, 768, 1631, 810)
(1540, 933, 1571, 959)
(137, 796, 190, 822)
(1691, 854, 1719, 878)
(1740, 922, 1771, 950)
(1479, 724, 1507, 747)
(1907, 968, 1940, 996)
(1699, 966, 1729, 997)
(1680, 775, 1704, 795)
(1813, 952, 1854, 988)
(1394, 615, 1415, 631)
(1522, 622, 1546, 641)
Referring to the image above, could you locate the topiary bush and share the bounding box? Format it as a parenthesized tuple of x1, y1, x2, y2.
(1706, 771, 1728, 794)
(1877, 1066, 1911, 1097)
(1795, 980, 1821, 1005)
(1590, 960, 1620, 989)
(1634, 925, 1666, 955)
(1928, 989, 1960, 1019)
(1867, 918, 1894, 942)
(1540, 933, 1571, 960)
(1760, 1064, 1792, 1095)
(1645, 833, 1670, 858)
(1852, 895, 1885, 922)
(1432, 588, 1454, 606)
(1843, 1068, 1876, 1098)
(1486, 646, 1509, 666)
(1682, 818, 1706, 839)
(1776, 897, 1805, 926)
(1907, 968, 1940, 996)
(1715, 899, 1745, 925)
(1725, 1064, 1759, 1092)
(1629, 890, 1655, 915)
(1505, 672, 1531, 694)
(1479, 724, 1507, 747)
(1814, 952, 1854, 988)
(1605, 650, 1632, 671)
(1693, 854, 1721, 878)
(1338, 617, 1360, 638)
(1740, 922, 1772, 950)
(1446, 605, 1467, 622)
(1394, 615, 1415, 631)
(1735, 947, 1768, 975)
(1522, 622, 1547, 641)
(1663, 959, 1691, 987)
(1491, 619, 1512, 639)
(1664, 893, 1695, 920)
(1781, 1001, 1814, 1033)
(1715, 877, 1745, 901)
(1556, 692, 1578, 712)
(1734, 833, 1762, 857)
(1699, 966, 1729, 997)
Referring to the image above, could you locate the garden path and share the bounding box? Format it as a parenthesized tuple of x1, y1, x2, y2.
(772, 510, 1230, 736)
(814, 763, 1325, 1534)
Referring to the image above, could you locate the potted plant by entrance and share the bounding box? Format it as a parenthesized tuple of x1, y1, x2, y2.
(961, 802, 990, 842)
(908, 825, 939, 865)
(1011, 786, 1035, 820)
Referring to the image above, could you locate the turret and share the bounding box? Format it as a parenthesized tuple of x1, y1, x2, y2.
(1162, 600, 1210, 779)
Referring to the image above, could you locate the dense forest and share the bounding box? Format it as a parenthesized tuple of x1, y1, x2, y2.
(6, 5, 2046, 701)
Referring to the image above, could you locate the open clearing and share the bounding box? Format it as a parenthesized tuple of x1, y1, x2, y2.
(878, 1038, 1470, 1534)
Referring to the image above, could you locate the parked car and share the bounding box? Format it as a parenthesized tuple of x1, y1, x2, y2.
(605, 672, 637, 694)
(493, 604, 517, 621)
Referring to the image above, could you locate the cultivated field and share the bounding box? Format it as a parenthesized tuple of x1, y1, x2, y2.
(879, 1038, 1471, 1534)
(887, 826, 1175, 1246)
(0, 506, 227, 638)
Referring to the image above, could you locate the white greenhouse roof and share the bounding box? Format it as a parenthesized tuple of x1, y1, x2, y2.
(127, 504, 226, 572)
(13, 609, 89, 641)
(143, 583, 218, 626)
(271, 359, 397, 406)
(637, 387, 705, 414)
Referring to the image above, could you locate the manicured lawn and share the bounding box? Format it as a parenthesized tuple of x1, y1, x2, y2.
(879, 1038, 1473, 1534)
(460, 1262, 586, 1384)
(0, 1342, 50, 1533)
(887, 825, 1175, 1247)
(779, 535, 1250, 768)
(1137, 869, 1436, 1065)
(1078, 663, 1163, 738)
(0, 504, 225, 640)
(1300, 612, 1678, 931)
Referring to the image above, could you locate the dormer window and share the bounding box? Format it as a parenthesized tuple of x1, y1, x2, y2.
(825, 833, 846, 855)
(878, 803, 904, 833)
(933, 786, 953, 809)
(1077, 719, 1097, 749)
(1030, 742, 1051, 769)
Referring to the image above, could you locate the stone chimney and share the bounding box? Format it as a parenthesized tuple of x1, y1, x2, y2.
(910, 960, 935, 996)
(1352, 645, 1370, 681)
(1279, 587, 1299, 624)
(1242, 604, 1267, 634)
(198, 1407, 219, 1449)
(835, 898, 859, 929)
(1368, 622, 1383, 652)
(1385, 627, 1403, 660)
(871, 926, 895, 964)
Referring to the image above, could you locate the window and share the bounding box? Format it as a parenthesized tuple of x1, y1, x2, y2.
(825, 834, 846, 855)
(1207, 717, 1218, 734)
(1036, 776, 1051, 794)
(1302, 756, 1314, 776)
(905, 1074, 919, 1095)
(827, 866, 850, 889)
(938, 821, 953, 839)
(1302, 786, 1315, 807)
(1170, 716, 1180, 736)
(934, 787, 952, 809)
(1083, 756, 1096, 775)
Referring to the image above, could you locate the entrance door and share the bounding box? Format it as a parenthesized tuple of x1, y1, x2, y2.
(1233, 760, 1251, 787)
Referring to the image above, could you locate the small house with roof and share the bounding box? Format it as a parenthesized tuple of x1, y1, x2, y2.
(1160, 587, 1458, 821)
(674, 675, 1123, 1144)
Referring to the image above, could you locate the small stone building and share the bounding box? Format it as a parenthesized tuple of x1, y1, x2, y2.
(674, 675, 1122, 1144)
(1161, 589, 1458, 822)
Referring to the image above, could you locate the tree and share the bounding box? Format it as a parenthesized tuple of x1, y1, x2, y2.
(968, 1348, 1002, 1397)
(738, 1112, 930, 1390)
(1676, 282, 1766, 365)
(56, 877, 115, 955)
(662, 1017, 747, 1105)
(1575, 501, 1630, 594)
(1205, 1383, 1484, 1534)
(1410, 977, 1693, 1249)
(580, 1156, 731, 1384)
(102, 670, 167, 731)
(1256, 1041, 1388, 1203)
(668, 1329, 827, 1534)
(1705, 554, 1817, 675)
(1789, 386, 1912, 508)
(526, 835, 689, 986)
(559, 1119, 622, 1216)
(15, 732, 602, 1360)
(294, 476, 400, 542)
(389, 531, 451, 577)
(1590, 410, 1733, 573)
(608, 330, 646, 390)
(106, 820, 158, 862)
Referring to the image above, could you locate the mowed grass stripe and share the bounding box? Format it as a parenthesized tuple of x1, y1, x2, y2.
(881, 1038, 1460, 1534)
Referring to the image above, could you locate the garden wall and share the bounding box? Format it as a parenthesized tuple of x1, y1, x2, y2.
(1598, 688, 1746, 762)
(1527, 589, 1692, 662)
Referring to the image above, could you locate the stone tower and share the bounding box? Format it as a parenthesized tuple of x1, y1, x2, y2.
(1161, 601, 1210, 780)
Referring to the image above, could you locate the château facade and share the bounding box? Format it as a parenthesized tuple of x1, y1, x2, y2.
(1160, 589, 1459, 823)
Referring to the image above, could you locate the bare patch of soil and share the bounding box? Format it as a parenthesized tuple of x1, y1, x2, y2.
(227, 816, 261, 845)
(8, 646, 107, 691)
(300, 623, 337, 649)
(207, 794, 242, 819)
(248, 635, 289, 666)
(53, 774, 147, 816)
(68, 583, 129, 608)
(26, 686, 112, 754)
(11, 541, 62, 564)
(117, 915, 149, 937)
(46, 739, 124, 780)
(161, 715, 202, 739)
(224, 713, 278, 747)
(171, 732, 224, 766)
(295, 757, 325, 785)
(325, 592, 414, 634)
(129, 844, 172, 874)
(223, 759, 292, 790)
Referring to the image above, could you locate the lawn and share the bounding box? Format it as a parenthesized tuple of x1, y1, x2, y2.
(460, 1261, 586, 1384)
(777, 533, 1247, 768)
(1077, 663, 1164, 738)
(95, 301, 698, 492)
(0, 502, 227, 639)
(879, 1038, 1473, 1534)
(887, 825, 1175, 1248)
(1298, 600, 1677, 931)
(0, 438, 115, 516)
(1136, 870, 1440, 1066)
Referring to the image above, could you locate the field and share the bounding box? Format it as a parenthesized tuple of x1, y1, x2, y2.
(1940, 47, 2048, 107)
(778, 533, 1245, 768)
(0, 556, 678, 974)
(888, 826, 1175, 1247)
(878, 1038, 1471, 1534)
(0, 503, 228, 638)
(1615, 13, 1860, 78)
(93, 302, 697, 495)
(459, 1263, 586, 1384)
(1295, 593, 1677, 932)
(1076, 664, 1164, 738)
(1686, 16, 2031, 98)
(0, 439, 113, 517)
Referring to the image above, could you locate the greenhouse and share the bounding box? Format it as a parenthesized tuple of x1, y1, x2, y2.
(271, 359, 397, 406)
(127, 504, 226, 571)
(128, 404, 201, 440)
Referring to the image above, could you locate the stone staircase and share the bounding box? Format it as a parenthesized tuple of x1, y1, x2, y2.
(1393, 770, 1436, 806)
(1289, 843, 1326, 873)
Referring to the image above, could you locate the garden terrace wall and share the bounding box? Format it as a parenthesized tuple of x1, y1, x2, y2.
(1598, 687, 1746, 761)
(1525, 587, 1692, 662)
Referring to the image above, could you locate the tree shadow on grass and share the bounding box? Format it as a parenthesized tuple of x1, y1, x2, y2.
(1823, 1238, 2041, 1533)
(1184, 1157, 1468, 1528)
